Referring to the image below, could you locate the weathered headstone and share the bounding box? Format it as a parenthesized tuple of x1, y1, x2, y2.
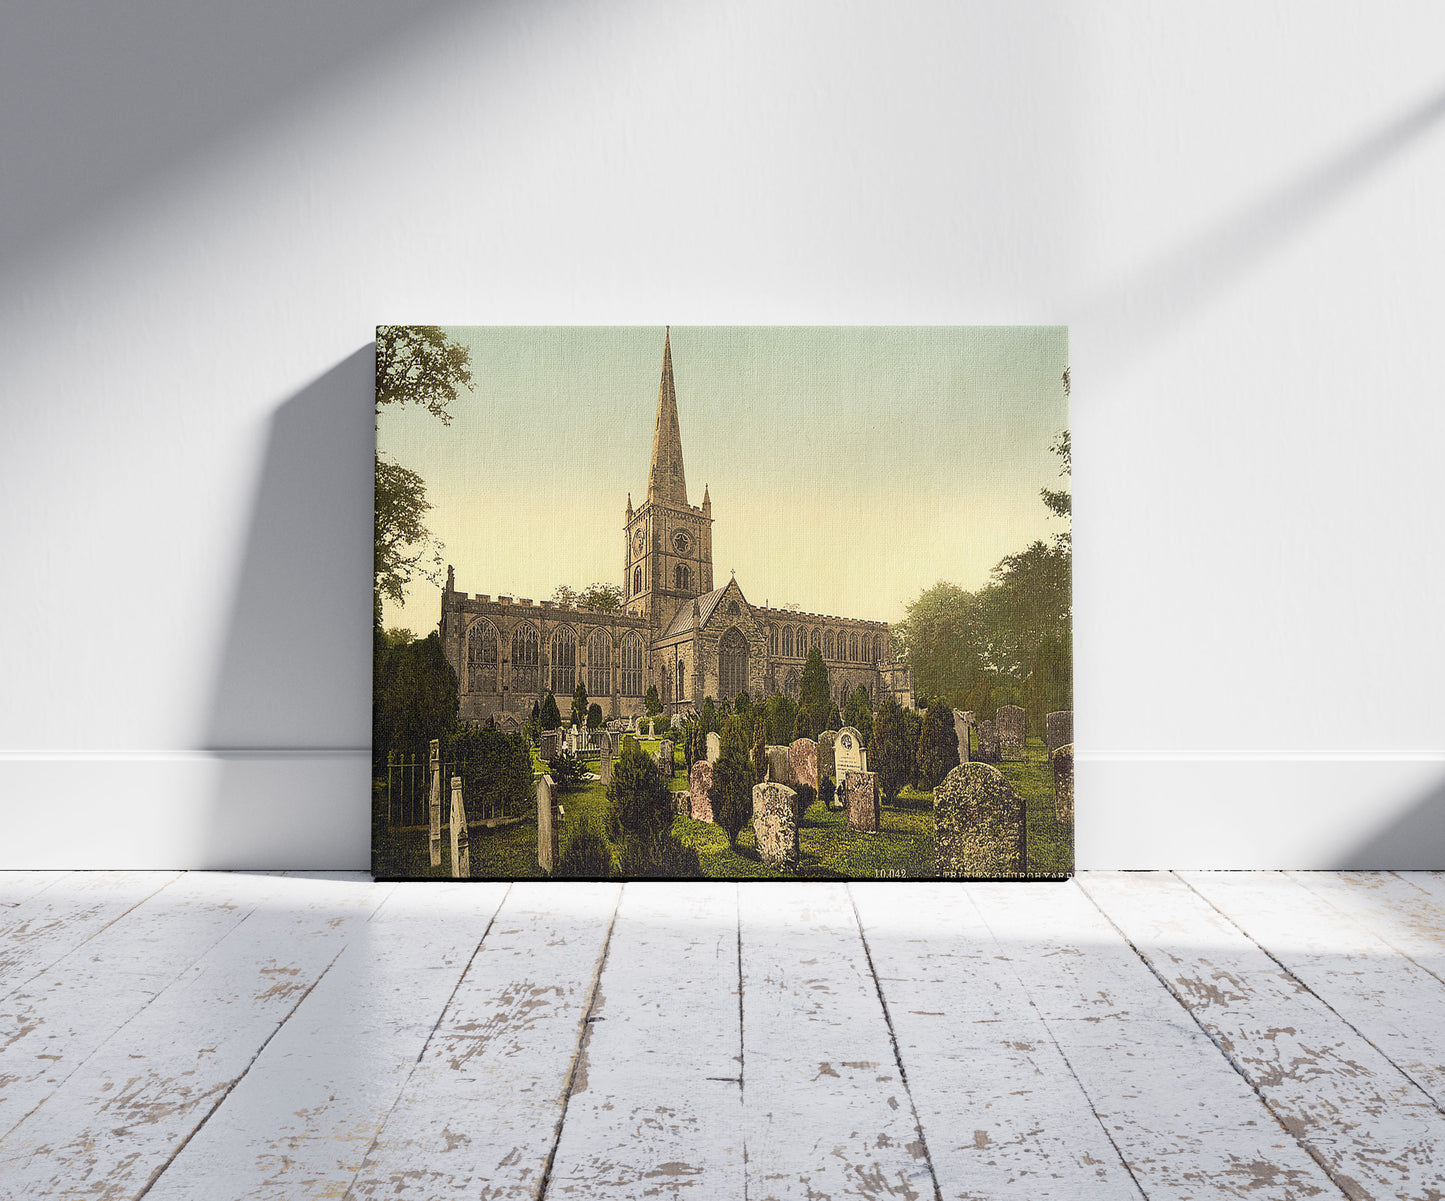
(600, 751, 613, 788)
(997, 705, 1026, 762)
(689, 759, 715, 823)
(539, 730, 560, 762)
(752, 781, 799, 870)
(706, 731, 722, 764)
(952, 710, 972, 764)
(845, 770, 880, 833)
(765, 745, 792, 785)
(622, 734, 638, 756)
(536, 773, 559, 874)
(977, 719, 1000, 763)
(789, 738, 819, 793)
(934, 763, 1026, 878)
(427, 738, 442, 868)
(818, 730, 837, 780)
(835, 727, 865, 778)
(1052, 743, 1074, 825)
(449, 775, 470, 878)
(656, 739, 675, 776)
(1046, 711, 1074, 756)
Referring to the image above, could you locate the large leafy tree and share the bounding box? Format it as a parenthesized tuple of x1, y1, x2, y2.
(372, 631, 458, 769)
(375, 325, 473, 423)
(843, 687, 873, 745)
(580, 582, 624, 612)
(917, 699, 960, 790)
(374, 458, 441, 610)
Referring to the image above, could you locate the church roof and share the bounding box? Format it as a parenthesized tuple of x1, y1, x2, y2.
(646, 327, 689, 507)
(660, 583, 736, 639)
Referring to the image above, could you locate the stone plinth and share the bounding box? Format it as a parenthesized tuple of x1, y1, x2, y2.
(977, 719, 1000, 763)
(536, 773, 559, 874)
(845, 770, 880, 833)
(1052, 743, 1074, 825)
(934, 763, 1025, 879)
(1046, 711, 1073, 756)
(789, 739, 818, 793)
(752, 781, 799, 870)
(996, 705, 1026, 761)
(449, 776, 469, 879)
(689, 760, 715, 824)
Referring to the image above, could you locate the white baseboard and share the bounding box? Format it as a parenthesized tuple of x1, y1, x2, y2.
(0, 751, 1442, 870)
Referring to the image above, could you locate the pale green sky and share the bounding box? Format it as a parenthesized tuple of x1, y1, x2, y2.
(379, 326, 1068, 637)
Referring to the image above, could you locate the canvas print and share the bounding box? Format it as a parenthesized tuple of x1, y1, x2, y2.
(373, 326, 1071, 880)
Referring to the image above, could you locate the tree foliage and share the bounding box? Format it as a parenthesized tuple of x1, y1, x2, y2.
(870, 698, 913, 802)
(374, 456, 443, 608)
(843, 687, 873, 745)
(447, 722, 533, 816)
(570, 682, 588, 730)
(375, 325, 473, 424)
(373, 630, 458, 769)
(540, 691, 562, 730)
(644, 685, 662, 717)
(556, 816, 613, 878)
(917, 699, 960, 790)
(709, 716, 756, 850)
(580, 582, 624, 612)
(761, 694, 797, 747)
(587, 703, 603, 730)
(606, 740, 675, 871)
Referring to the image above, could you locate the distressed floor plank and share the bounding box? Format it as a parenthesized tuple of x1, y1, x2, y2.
(144, 881, 510, 1201)
(977, 881, 1341, 1200)
(0, 872, 390, 1199)
(739, 882, 937, 1201)
(544, 882, 744, 1198)
(0, 871, 294, 1140)
(344, 882, 621, 1199)
(851, 883, 1142, 1200)
(1184, 871, 1445, 1113)
(0, 870, 69, 908)
(0, 871, 182, 1000)
(1084, 871, 1445, 1200)
(1288, 872, 1445, 982)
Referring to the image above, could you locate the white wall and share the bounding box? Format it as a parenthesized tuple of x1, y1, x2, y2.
(3, 0, 1443, 869)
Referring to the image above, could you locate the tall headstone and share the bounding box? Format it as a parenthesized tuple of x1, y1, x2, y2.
(765, 745, 792, 785)
(427, 738, 442, 868)
(600, 751, 613, 788)
(622, 734, 638, 756)
(752, 781, 799, 870)
(706, 731, 722, 764)
(818, 730, 837, 781)
(835, 727, 865, 779)
(789, 739, 819, 793)
(934, 763, 1026, 878)
(977, 719, 1000, 763)
(656, 739, 675, 777)
(1052, 743, 1074, 824)
(689, 760, 715, 823)
(449, 775, 469, 879)
(1046, 711, 1074, 756)
(844, 770, 880, 833)
(536, 773, 559, 874)
(996, 705, 1026, 762)
(539, 731, 560, 763)
(952, 710, 972, 764)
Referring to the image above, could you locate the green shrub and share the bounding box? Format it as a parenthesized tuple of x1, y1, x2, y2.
(556, 817, 613, 877)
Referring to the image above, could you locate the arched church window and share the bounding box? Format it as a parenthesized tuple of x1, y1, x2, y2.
(823, 630, 835, 659)
(675, 563, 691, 591)
(720, 627, 748, 702)
(511, 624, 539, 694)
(676, 659, 686, 702)
(782, 626, 794, 657)
(620, 632, 644, 696)
(768, 626, 778, 656)
(551, 626, 577, 696)
(466, 619, 499, 693)
(726, 599, 741, 616)
(587, 628, 611, 698)
(809, 628, 821, 653)
(633, 565, 642, 596)
(848, 631, 857, 662)
(784, 667, 800, 699)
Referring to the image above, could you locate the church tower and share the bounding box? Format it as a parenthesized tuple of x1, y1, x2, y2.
(624, 328, 714, 632)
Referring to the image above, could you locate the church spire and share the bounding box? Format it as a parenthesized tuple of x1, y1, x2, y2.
(646, 326, 688, 507)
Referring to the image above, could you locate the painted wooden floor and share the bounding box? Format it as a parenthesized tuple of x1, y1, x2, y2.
(2, 873, 1444, 1199)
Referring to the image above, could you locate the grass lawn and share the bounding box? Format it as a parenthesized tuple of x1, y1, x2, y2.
(372, 735, 1073, 880)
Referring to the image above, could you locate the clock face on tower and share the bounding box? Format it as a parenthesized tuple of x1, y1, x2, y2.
(633, 530, 646, 556)
(672, 530, 691, 554)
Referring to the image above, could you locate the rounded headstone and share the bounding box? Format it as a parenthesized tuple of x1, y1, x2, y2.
(706, 731, 722, 764)
(1046, 711, 1074, 756)
(835, 727, 866, 778)
(844, 770, 880, 833)
(933, 763, 1025, 879)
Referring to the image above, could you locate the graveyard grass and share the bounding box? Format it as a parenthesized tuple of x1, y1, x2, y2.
(372, 736, 1072, 880)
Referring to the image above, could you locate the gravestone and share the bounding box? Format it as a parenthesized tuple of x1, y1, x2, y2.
(765, 745, 792, 785)
(427, 738, 442, 868)
(952, 710, 972, 764)
(622, 734, 638, 756)
(835, 727, 865, 778)
(997, 705, 1026, 761)
(689, 760, 715, 823)
(752, 781, 799, 870)
(818, 730, 837, 780)
(845, 770, 880, 833)
(706, 731, 722, 764)
(539, 731, 560, 763)
(449, 776, 469, 879)
(933, 763, 1025, 878)
(1052, 743, 1074, 824)
(600, 751, 613, 788)
(977, 719, 1000, 763)
(656, 739, 675, 777)
(536, 773, 559, 874)
(789, 739, 819, 793)
(1046, 711, 1074, 756)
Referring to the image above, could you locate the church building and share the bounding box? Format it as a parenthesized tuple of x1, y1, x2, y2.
(438, 329, 914, 724)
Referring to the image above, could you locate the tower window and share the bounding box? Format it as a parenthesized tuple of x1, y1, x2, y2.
(675, 563, 691, 591)
(633, 565, 642, 596)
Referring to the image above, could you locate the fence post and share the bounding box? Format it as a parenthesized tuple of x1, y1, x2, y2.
(428, 739, 443, 868)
